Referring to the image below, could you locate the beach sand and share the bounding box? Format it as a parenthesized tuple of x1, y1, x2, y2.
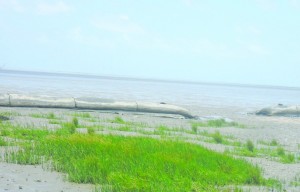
(0, 106, 300, 191)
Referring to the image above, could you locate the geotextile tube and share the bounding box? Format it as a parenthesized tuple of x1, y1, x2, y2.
(9, 94, 76, 108)
(256, 104, 300, 117)
(0, 94, 194, 119)
(0, 94, 10, 106)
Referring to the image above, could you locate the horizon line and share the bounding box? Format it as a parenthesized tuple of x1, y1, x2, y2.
(1, 68, 300, 91)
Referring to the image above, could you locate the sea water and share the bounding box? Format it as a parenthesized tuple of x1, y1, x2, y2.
(1, 71, 300, 114)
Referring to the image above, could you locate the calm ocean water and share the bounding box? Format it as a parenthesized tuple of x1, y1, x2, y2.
(1, 71, 300, 113)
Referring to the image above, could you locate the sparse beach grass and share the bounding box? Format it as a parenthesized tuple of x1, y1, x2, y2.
(0, 137, 7, 146)
(191, 119, 245, 129)
(2, 109, 296, 191)
(229, 140, 298, 163)
(30, 112, 58, 120)
(73, 112, 92, 118)
(0, 116, 272, 191)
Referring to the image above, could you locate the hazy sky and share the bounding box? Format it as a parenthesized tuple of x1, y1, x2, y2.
(1, 0, 300, 87)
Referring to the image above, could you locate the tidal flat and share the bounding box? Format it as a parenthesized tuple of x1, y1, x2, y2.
(1, 107, 300, 191)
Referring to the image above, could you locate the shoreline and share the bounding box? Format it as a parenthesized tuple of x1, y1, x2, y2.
(1, 106, 300, 191)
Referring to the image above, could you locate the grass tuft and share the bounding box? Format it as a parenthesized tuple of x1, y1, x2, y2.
(111, 116, 125, 124)
(212, 131, 223, 144)
(281, 153, 295, 163)
(74, 112, 91, 118)
(246, 140, 255, 152)
(72, 117, 79, 127)
(87, 127, 95, 135)
(30, 112, 58, 119)
(276, 147, 285, 156)
(270, 139, 278, 146)
(191, 124, 198, 134)
(0, 137, 7, 146)
(57, 118, 79, 135)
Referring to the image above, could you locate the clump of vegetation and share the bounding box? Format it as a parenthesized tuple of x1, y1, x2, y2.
(87, 127, 95, 135)
(191, 119, 245, 129)
(72, 117, 79, 127)
(0, 128, 10, 137)
(30, 112, 58, 119)
(74, 112, 91, 118)
(246, 140, 255, 152)
(280, 153, 295, 163)
(48, 120, 61, 124)
(290, 175, 300, 187)
(58, 117, 79, 135)
(111, 116, 125, 124)
(48, 112, 56, 119)
(191, 124, 198, 134)
(212, 131, 223, 144)
(276, 147, 285, 156)
(0, 111, 19, 122)
(271, 147, 295, 163)
(6, 133, 265, 191)
(232, 140, 297, 164)
(0, 124, 49, 141)
(0, 116, 9, 122)
(270, 139, 278, 146)
(258, 139, 279, 146)
(117, 126, 131, 132)
(154, 125, 171, 135)
(0, 137, 7, 146)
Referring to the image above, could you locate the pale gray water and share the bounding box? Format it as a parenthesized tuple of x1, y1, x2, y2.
(1, 71, 300, 113)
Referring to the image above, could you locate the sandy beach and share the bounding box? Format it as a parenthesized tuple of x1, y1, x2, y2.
(1, 106, 300, 191)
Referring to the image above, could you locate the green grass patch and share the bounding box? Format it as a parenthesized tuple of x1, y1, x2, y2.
(290, 174, 300, 187)
(212, 131, 223, 144)
(5, 128, 49, 140)
(197, 130, 242, 146)
(48, 119, 61, 124)
(0, 121, 49, 140)
(276, 147, 285, 156)
(73, 112, 92, 118)
(191, 124, 198, 134)
(0, 125, 11, 136)
(30, 112, 58, 120)
(191, 119, 245, 129)
(87, 127, 95, 135)
(117, 126, 132, 132)
(258, 139, 279, 146)
(0, 137, 7, 146)
(6, 134, 266, 191)
(246, 140, 255, 152)
(154, 125, 172, 135)
(111, 116, 125, 124)
(231, 143, 297, 163)
(86, 125, 104, 132)
(259, 146, 296, 164)
(72, 117, 79, 127)
(0, 116, 9, 122)
(0, 111, 20, 117)
(56, 117, 80, 135)
(280, 153, 295, 163)
(270, 139, 279, 146)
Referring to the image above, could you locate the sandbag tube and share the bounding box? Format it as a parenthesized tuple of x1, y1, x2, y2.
(0, 93, 194, 119)
(256, 104, 300, 117)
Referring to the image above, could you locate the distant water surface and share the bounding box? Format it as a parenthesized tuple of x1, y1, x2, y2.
(1, 71, 300, 113)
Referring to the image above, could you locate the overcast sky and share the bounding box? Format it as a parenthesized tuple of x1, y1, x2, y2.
(0, 0, 300, 87)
